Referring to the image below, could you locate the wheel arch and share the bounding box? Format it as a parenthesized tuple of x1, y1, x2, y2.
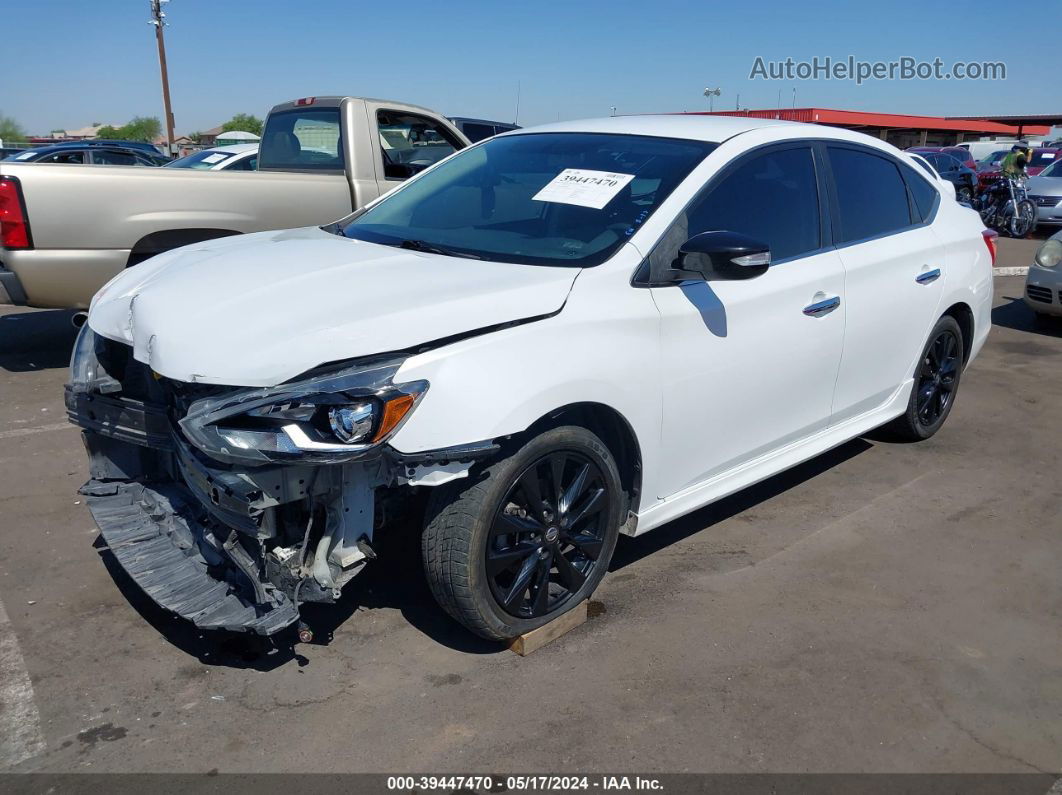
(126, 228, 242, 268)
(511, 402, 643, 518)
(942, 301, 974, 369)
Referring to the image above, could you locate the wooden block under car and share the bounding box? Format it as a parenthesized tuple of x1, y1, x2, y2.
(507, 600, 588, 656)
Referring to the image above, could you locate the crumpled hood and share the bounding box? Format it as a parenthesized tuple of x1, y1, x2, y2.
(88, 226, 579, 386)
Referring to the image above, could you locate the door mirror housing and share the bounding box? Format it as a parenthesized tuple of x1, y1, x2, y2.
(675, 231, 771, 281)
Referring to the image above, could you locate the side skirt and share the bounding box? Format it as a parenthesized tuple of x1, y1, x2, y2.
(630, 379, 912, 536)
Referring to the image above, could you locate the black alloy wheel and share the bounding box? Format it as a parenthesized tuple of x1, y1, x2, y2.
(914, 329, 960, 428)
(486, 451, 609, 618)
(884, 315, 965, 441)
(422, 425, 623, 640)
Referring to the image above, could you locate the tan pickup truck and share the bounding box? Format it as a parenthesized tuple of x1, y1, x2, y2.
(0, 96, 469, 308)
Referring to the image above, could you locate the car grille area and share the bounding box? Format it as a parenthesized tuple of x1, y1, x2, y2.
(1026, 285, 1055, 304)
(1029, 195, 1061, 208)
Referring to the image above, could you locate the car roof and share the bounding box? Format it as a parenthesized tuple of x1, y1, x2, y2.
(204, 143, 258, 154)
(501, 114, 802, 143)
(450, 117, 519, 128)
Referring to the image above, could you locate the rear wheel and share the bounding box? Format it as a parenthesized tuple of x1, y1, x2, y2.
(884, 315, 964, 441)
(422, 426, 623, 640)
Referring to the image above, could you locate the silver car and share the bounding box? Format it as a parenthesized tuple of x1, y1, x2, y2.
(1026, 159, 1062, 226)
(1024, 231, 1062, 318)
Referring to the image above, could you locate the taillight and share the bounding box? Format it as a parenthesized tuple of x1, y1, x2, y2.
(981, 228, 998, 267)
(295, 97, 316, 106)
(0, 176, 32, 250)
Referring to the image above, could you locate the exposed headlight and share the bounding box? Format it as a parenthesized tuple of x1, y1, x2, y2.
(68, 324, 120, 395)
(1035, 238, 1062, 268)
(179, 360, 427, 465)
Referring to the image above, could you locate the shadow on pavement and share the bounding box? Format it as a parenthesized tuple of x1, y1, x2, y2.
(97, 437, 878, 666)
(992, 295, 1062, 338)
(0, 309, 79, 372)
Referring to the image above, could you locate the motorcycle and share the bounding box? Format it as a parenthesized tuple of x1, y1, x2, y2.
(973, 175, 1036, 238)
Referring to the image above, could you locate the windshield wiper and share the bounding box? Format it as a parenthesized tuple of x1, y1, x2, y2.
(398, 239, 481, 259)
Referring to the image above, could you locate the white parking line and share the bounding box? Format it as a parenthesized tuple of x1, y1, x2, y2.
(0, 422, 75, 440)
(0, 596, 45, 768)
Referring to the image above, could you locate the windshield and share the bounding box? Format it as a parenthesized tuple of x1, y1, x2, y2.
(1040, 159, 1062, 178)
(165, 150, 238, 169)
(1030, 150, 1058, 167)
(342, 132, 715, 267)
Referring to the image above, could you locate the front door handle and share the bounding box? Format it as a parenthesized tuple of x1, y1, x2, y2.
(803, 296, 841, 317)
(916, 268, 941, 284)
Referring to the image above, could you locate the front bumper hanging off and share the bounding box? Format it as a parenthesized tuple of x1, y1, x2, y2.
(83, 479, 300, 635)
(64, 328, 498, 637)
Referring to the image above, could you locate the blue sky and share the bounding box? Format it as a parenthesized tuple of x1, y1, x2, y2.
(2, 0, 1053, 135)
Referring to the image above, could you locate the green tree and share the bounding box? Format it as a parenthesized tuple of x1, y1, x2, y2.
(118, 116, 162, 142)
(221, 113, 263, 136)
(0, 112, 27, 144)
(96, 117, 162, 142)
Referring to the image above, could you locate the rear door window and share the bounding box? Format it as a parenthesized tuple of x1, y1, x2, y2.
(827, 146, 913, 243)
(259, 108, 343, 171)
(91, 149, 137, 166)
(900, 163, 940, 222)
(39, 150, 85, 164)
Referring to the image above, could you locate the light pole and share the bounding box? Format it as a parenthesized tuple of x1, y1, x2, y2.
(149, 0, 175, 155)
(703, 87, 721, 113)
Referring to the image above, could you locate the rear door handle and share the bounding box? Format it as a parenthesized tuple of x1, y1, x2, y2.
(803, 296, 841, 317)
(916, 268, 941, 284)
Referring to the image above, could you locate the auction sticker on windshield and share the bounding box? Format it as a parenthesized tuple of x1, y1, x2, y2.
(532, 168, 636, 209)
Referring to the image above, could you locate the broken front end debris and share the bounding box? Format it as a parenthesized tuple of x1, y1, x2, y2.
(65, 325, 492, 636)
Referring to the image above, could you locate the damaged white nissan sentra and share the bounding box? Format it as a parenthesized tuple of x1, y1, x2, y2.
(66, 115, 994, 641)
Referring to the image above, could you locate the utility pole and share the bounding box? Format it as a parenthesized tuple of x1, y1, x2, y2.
(149, 0, 175, 155)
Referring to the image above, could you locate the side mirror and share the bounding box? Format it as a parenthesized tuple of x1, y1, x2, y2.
(675, 231, 771, 281)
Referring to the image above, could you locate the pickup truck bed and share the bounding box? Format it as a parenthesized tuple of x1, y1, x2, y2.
(0, 96, 468, 308)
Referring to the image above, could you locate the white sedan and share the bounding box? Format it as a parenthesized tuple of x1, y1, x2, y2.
(164, 143, 258, 171)
(69, 115, 993, 641)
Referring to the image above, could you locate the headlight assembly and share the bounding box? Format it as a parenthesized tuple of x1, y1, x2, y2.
(1035, 238, 1062, 269)
(179, 359, 427, 465)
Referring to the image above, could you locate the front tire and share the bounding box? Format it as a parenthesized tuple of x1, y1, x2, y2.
(422, 426, 623, 640)
(884, 315, 964, 441)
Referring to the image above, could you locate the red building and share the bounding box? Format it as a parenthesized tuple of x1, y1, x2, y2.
(693, 108, 1052, 148)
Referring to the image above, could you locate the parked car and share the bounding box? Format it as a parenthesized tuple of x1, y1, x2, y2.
(164, 143, 258, 171)
(1023, 230, 1062, 321)
(976, 150, 1009, 172)
(66, 115, 993, 642)
(974, 146, 1058, 191)
(957, 139, 1024, 161)
(915, 151, 978, 202)
(1025, 158, 1062, 227)
(1026, 147, 1060, 176)
(2, 143, 170, 166)
(0, 96, 469, 307)
(906, 146, 976, 171)
(449, 117, 521, 143)
(75, 139, 167, 156)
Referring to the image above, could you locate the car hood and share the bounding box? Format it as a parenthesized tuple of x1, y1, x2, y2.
(1027, 176, 1062, 196)
(88, 226, 580, 386)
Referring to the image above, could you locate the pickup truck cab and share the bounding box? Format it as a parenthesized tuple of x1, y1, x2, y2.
(0, 97, 468, 307)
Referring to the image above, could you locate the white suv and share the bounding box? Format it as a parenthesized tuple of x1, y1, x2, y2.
(68, 115, 994, 641)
